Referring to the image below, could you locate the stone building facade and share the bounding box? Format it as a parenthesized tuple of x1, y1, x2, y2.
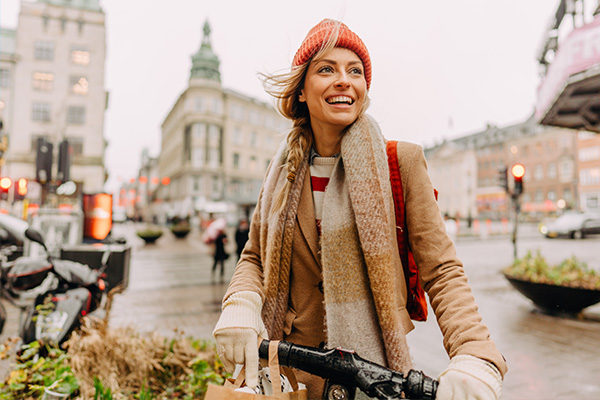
(0, 0, 107, 194)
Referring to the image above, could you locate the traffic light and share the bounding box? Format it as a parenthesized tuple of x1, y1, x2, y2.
(57, 139, 71, 183)
(0, 177, 11, 200)
(511, 163, 525, 196)
(14, 178, 27, 201)
(498, 167, 508, 192)
(35, 138, 53, 185)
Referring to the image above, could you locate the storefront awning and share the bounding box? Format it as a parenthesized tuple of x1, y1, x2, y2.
(536, 15, 600, 133)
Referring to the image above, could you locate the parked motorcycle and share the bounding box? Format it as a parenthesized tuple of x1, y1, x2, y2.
(1, 228, 110, 347)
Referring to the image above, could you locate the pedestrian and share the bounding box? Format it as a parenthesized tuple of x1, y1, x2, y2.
(234, 219, 250, 260)
(213, 19, 506, 399)
(211, 229, 228, 281)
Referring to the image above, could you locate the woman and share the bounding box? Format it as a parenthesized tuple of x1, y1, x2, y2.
(214, 19, 507, 399)
(211, 230, 228, 281)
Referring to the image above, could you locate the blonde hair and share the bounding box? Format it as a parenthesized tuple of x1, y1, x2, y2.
(260, 23, 370, 214)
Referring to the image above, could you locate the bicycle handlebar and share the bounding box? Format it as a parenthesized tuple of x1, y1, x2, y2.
(259, 339, 437, 400)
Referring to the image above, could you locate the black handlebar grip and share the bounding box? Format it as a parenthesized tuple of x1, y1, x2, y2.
(404, 370, 438, 400)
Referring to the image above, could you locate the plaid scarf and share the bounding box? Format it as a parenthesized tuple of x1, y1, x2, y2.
(259, 114, 413, 372)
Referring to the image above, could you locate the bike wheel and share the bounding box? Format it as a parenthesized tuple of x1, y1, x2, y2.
(19, 305, 36, 344)
(0, 301, 6, 335)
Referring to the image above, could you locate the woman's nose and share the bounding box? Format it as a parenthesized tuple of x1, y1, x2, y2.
(334, 72, 350, 88)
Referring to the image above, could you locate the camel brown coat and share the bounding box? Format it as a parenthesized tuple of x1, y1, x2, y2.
(225, 140, 507, 394)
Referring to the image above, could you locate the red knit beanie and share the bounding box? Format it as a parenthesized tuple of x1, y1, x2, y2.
(292, 19, 371, 89)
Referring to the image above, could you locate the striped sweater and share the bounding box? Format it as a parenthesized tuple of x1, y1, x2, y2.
(310, 156, 337, 235)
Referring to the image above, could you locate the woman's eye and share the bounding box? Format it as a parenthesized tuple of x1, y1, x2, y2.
(318, 66, 334, 73)
(349, 67, 363, 75)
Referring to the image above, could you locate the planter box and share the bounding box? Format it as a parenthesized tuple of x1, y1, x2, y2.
(504, 272, 600, 314)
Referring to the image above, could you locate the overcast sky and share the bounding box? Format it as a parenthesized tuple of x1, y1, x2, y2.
(1, 0, 571, 190)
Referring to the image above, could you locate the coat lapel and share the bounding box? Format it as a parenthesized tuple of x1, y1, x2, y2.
(297, 169, 321, 268)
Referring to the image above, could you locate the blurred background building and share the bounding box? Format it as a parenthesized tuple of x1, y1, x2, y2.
(128, 21, 289, 224)
(0, 0, 108, 200)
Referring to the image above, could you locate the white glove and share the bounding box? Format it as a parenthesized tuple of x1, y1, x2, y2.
(437, 355, 502, 400)
(213, 291, 267, 389)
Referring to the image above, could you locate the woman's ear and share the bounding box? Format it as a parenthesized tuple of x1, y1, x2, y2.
(298, 89, 306, 103)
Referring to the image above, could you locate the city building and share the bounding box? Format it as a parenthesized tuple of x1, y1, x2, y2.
(577, 131, 600, 211)
(0, 0, 107, 199)
(425, 116, 581, 220)
(156, 21, 288, 223)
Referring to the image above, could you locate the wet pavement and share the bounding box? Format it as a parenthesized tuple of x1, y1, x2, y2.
(1, 222, 599, 399)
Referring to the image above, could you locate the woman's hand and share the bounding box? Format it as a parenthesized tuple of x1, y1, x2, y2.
(214, 327, 260, 387)
(436, 355, 502, 400)
(213, 291, 267, 389)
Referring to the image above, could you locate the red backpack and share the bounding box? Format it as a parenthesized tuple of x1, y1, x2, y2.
(386, 140, 431, 322)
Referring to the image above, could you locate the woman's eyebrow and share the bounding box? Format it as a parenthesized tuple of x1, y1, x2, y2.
(315, 59, 362, 65)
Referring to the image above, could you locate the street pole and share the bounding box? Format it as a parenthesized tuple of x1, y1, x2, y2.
(511, 194, 520, 261)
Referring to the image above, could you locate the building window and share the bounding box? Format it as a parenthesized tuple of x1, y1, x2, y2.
(232, 127, 242, 145)
(35, 41, 54, 60)
(233, 153, 240, 169)
(534, 164, 544, 181)
(32, 71, 54, 91)
(192, 148, 205, 168)
(209, 148, 220, 168)
(66, 136, 83, 156)
(547, 162, 557, 180)
(547, 190, 556, 201)
(67, 106, 85, 124)
(0, 69, 10, 87)
(249, 156, 257, 172)
(559, 159, 574, 181)
(212, 98, 223, 114)
(70, 75, 89, 95)
(563, 188, 572, 202)
(579, 146, 600, 162)
(250, 131, 257, 148)
(193, 123, 206, 142)
(208, 125, 220, 144)
(580, 168, 600, 186)
(195, 96, 205, 112)
(211, 176, 220, 198)
(71, 45, 90, 65)
(32, 102, 51, 122)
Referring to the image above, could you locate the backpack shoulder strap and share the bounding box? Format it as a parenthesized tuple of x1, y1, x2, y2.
(386, 140, 409, 270)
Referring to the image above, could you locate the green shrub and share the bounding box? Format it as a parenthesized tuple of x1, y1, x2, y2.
(504, 250, 600, 289)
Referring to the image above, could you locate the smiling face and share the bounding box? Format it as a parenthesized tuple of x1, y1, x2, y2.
(299, 47, 367, 150)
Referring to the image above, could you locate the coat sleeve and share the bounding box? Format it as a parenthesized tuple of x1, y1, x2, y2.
(398, 141, 508, 377)
(222, 175, 270, 303)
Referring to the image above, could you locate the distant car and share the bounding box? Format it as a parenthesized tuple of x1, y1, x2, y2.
(540, 212, 600, 239)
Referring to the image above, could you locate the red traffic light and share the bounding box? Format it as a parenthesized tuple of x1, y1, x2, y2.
(511, 164, 525, 179)
(17, 178, 27, 196)
(0, 177, 11, 190)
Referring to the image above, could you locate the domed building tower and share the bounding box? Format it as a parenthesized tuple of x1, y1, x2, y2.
(156, 20, 288, 223)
